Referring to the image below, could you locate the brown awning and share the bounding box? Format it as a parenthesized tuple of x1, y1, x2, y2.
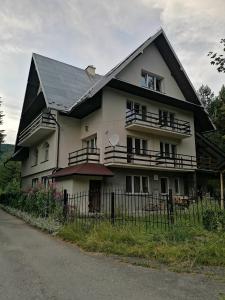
(50, 163, 114, 178)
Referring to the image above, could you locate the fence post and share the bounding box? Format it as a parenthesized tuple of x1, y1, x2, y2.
(111, 192, 115, 225)
(63, 189, 68, 223)
(167, 189, 174, 226)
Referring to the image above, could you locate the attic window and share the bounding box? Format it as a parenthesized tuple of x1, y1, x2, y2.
(141, 71, 162, 92)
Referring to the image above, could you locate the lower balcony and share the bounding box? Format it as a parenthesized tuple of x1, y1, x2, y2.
(104, 146, 197, 171)
(18, 112, 56, 146)
(68, 148, 100, 166)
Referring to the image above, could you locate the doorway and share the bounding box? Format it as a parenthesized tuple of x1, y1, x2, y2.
(89, 180, 101, 212)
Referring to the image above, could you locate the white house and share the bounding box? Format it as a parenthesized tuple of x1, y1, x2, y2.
(13, 29, 222, 211)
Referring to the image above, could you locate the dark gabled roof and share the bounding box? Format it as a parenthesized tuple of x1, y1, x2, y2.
(69, 28, 203, 112)
(33, 53, 102, 111)
(50, 163, 114, 178)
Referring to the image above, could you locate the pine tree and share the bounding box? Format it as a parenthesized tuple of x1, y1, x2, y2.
(0, 98, 5, 145)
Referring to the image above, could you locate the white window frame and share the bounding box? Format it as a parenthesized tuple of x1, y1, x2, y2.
(32, 178, 39, 188)
(126, 175, 150, 194)
(83, 136, 97, 153)
(141, 71, 163, 92)
(160, 142, 177, 158)
(160, 177, 169, 195)
(32, 148, 38, 166)
(127, 136, 148, 155)
(42, 142, 49, 162)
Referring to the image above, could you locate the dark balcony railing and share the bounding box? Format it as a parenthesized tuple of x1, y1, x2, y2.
(68, 148, 100, 166)
(197, 156, 218, 170)
(105, 145, 196, 170)
(126, 109, 191, 136)
(18, 112, 56, 144)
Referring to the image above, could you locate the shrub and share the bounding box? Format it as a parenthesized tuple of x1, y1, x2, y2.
(203, 209, 225, 231)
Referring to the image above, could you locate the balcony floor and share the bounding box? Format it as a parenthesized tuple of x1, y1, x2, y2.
(18, 126, 55, 147)
(126, 122, 191, 139)
(104, 162, 196, 172)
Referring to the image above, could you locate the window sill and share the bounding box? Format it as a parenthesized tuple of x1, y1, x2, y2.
(40, 160, 49, 164)
(31, 164, 38, 167)
(141, 85, 166, 95)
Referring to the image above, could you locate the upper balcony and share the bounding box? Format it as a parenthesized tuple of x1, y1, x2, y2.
(68, 147, 100, 166)
(125, 109, 191, 139)
(18, 112, 56, 146)
(104, 145, 196, 171)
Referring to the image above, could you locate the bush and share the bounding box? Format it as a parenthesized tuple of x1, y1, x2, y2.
(203, 209, 225, 231)
(1, 182, 64, 220)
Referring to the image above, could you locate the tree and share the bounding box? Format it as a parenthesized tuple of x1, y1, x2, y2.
(0, 98, 5, 145)
(208, 38, 225, 73)
(197, 84, 215, 112)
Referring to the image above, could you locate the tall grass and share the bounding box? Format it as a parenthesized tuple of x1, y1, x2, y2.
(58, 221, 225, 270)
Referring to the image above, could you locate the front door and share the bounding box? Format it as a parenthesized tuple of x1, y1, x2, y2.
(89, 180, 101, 212)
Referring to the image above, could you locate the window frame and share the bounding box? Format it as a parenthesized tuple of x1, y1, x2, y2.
(141, 71, 163, 92)
(32, 178, 39, 188)
(160, 177, 169, 195)
(127, 136, 148, 156)
(32, 148, 39, 167)
(125, 175, 150, 194)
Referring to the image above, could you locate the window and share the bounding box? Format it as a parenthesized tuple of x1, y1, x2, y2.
(160, 142, 177, 158)
(160, 178, 168, 194)
(126, 176, 132, 193)
(134, 176, 141, 193)
(174, 178, 180, 194)
(141, 72, 162, 92)
(41, 176, 48, 188)
(85, 136, 97, 153)
(126, 100, 146, 121)
(126, 175, 149, 194)
(159, 110, 175, 128)
(127, 136, 148, 156)
(32, 178, 39, 187)
(43, 142, 49, 162)
(32, 148, 38, 166)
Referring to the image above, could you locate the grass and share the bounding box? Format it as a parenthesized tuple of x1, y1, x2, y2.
(58, 221, 225, 272)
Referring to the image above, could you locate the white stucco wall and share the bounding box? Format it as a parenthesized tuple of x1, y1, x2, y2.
(117, 43, 186, 101)
(101, 87, 196, 157)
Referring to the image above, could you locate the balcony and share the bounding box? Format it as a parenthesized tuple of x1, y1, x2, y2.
(125, 109, 191, 139)
(68, 148, 100, 166)
(104, 146, 196, 171)
(197, 156, 218, 171)
(18, 112, 56, 146)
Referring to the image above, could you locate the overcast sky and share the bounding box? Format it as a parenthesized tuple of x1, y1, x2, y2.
(0, 0, 224, 144)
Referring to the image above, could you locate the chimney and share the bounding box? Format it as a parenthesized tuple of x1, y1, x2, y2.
(85, 65, 96, 76)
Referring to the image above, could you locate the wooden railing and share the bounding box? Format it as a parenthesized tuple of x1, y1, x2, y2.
(68, 148, 100, 166)
(104, 145, 196, 170)
(18, 112, 56, 144)
(126, 109, 191, 136)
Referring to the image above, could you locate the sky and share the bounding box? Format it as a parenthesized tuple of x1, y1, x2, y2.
(0, 0, 224, 144)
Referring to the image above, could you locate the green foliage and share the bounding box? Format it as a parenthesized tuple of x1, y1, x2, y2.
(58, 221, 225, 270)
(203, 209, 225, 231)
(0, 146, 21, 193)
(208, 38, 225, 73)
(5, 183, 64, 219)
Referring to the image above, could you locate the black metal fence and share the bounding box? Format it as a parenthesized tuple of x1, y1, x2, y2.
(0, 189, 224, 231)
(62, 188, 223, 230)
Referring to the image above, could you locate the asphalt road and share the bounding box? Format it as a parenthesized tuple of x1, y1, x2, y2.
(0, 208, 225, 300)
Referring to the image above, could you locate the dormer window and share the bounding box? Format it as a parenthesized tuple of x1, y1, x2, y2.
(141, 71, 162, 92)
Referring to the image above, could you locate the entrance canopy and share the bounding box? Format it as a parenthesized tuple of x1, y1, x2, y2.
(50, 163, 114, 179)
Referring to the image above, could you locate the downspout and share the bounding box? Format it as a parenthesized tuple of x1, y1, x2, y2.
(47, 111, 60, 171)
(220, 171, 224, 210)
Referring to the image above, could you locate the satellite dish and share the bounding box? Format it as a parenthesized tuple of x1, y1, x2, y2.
(109, 134, 119, 146)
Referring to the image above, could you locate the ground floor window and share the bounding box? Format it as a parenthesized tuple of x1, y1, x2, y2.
(41, 176, 48, 188)
(126, 175, 149, 193)
(160, 177, 168, 194)
(32, 178, 39, 188)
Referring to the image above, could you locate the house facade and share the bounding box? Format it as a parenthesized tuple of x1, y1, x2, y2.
(13, 29, 219, 205)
